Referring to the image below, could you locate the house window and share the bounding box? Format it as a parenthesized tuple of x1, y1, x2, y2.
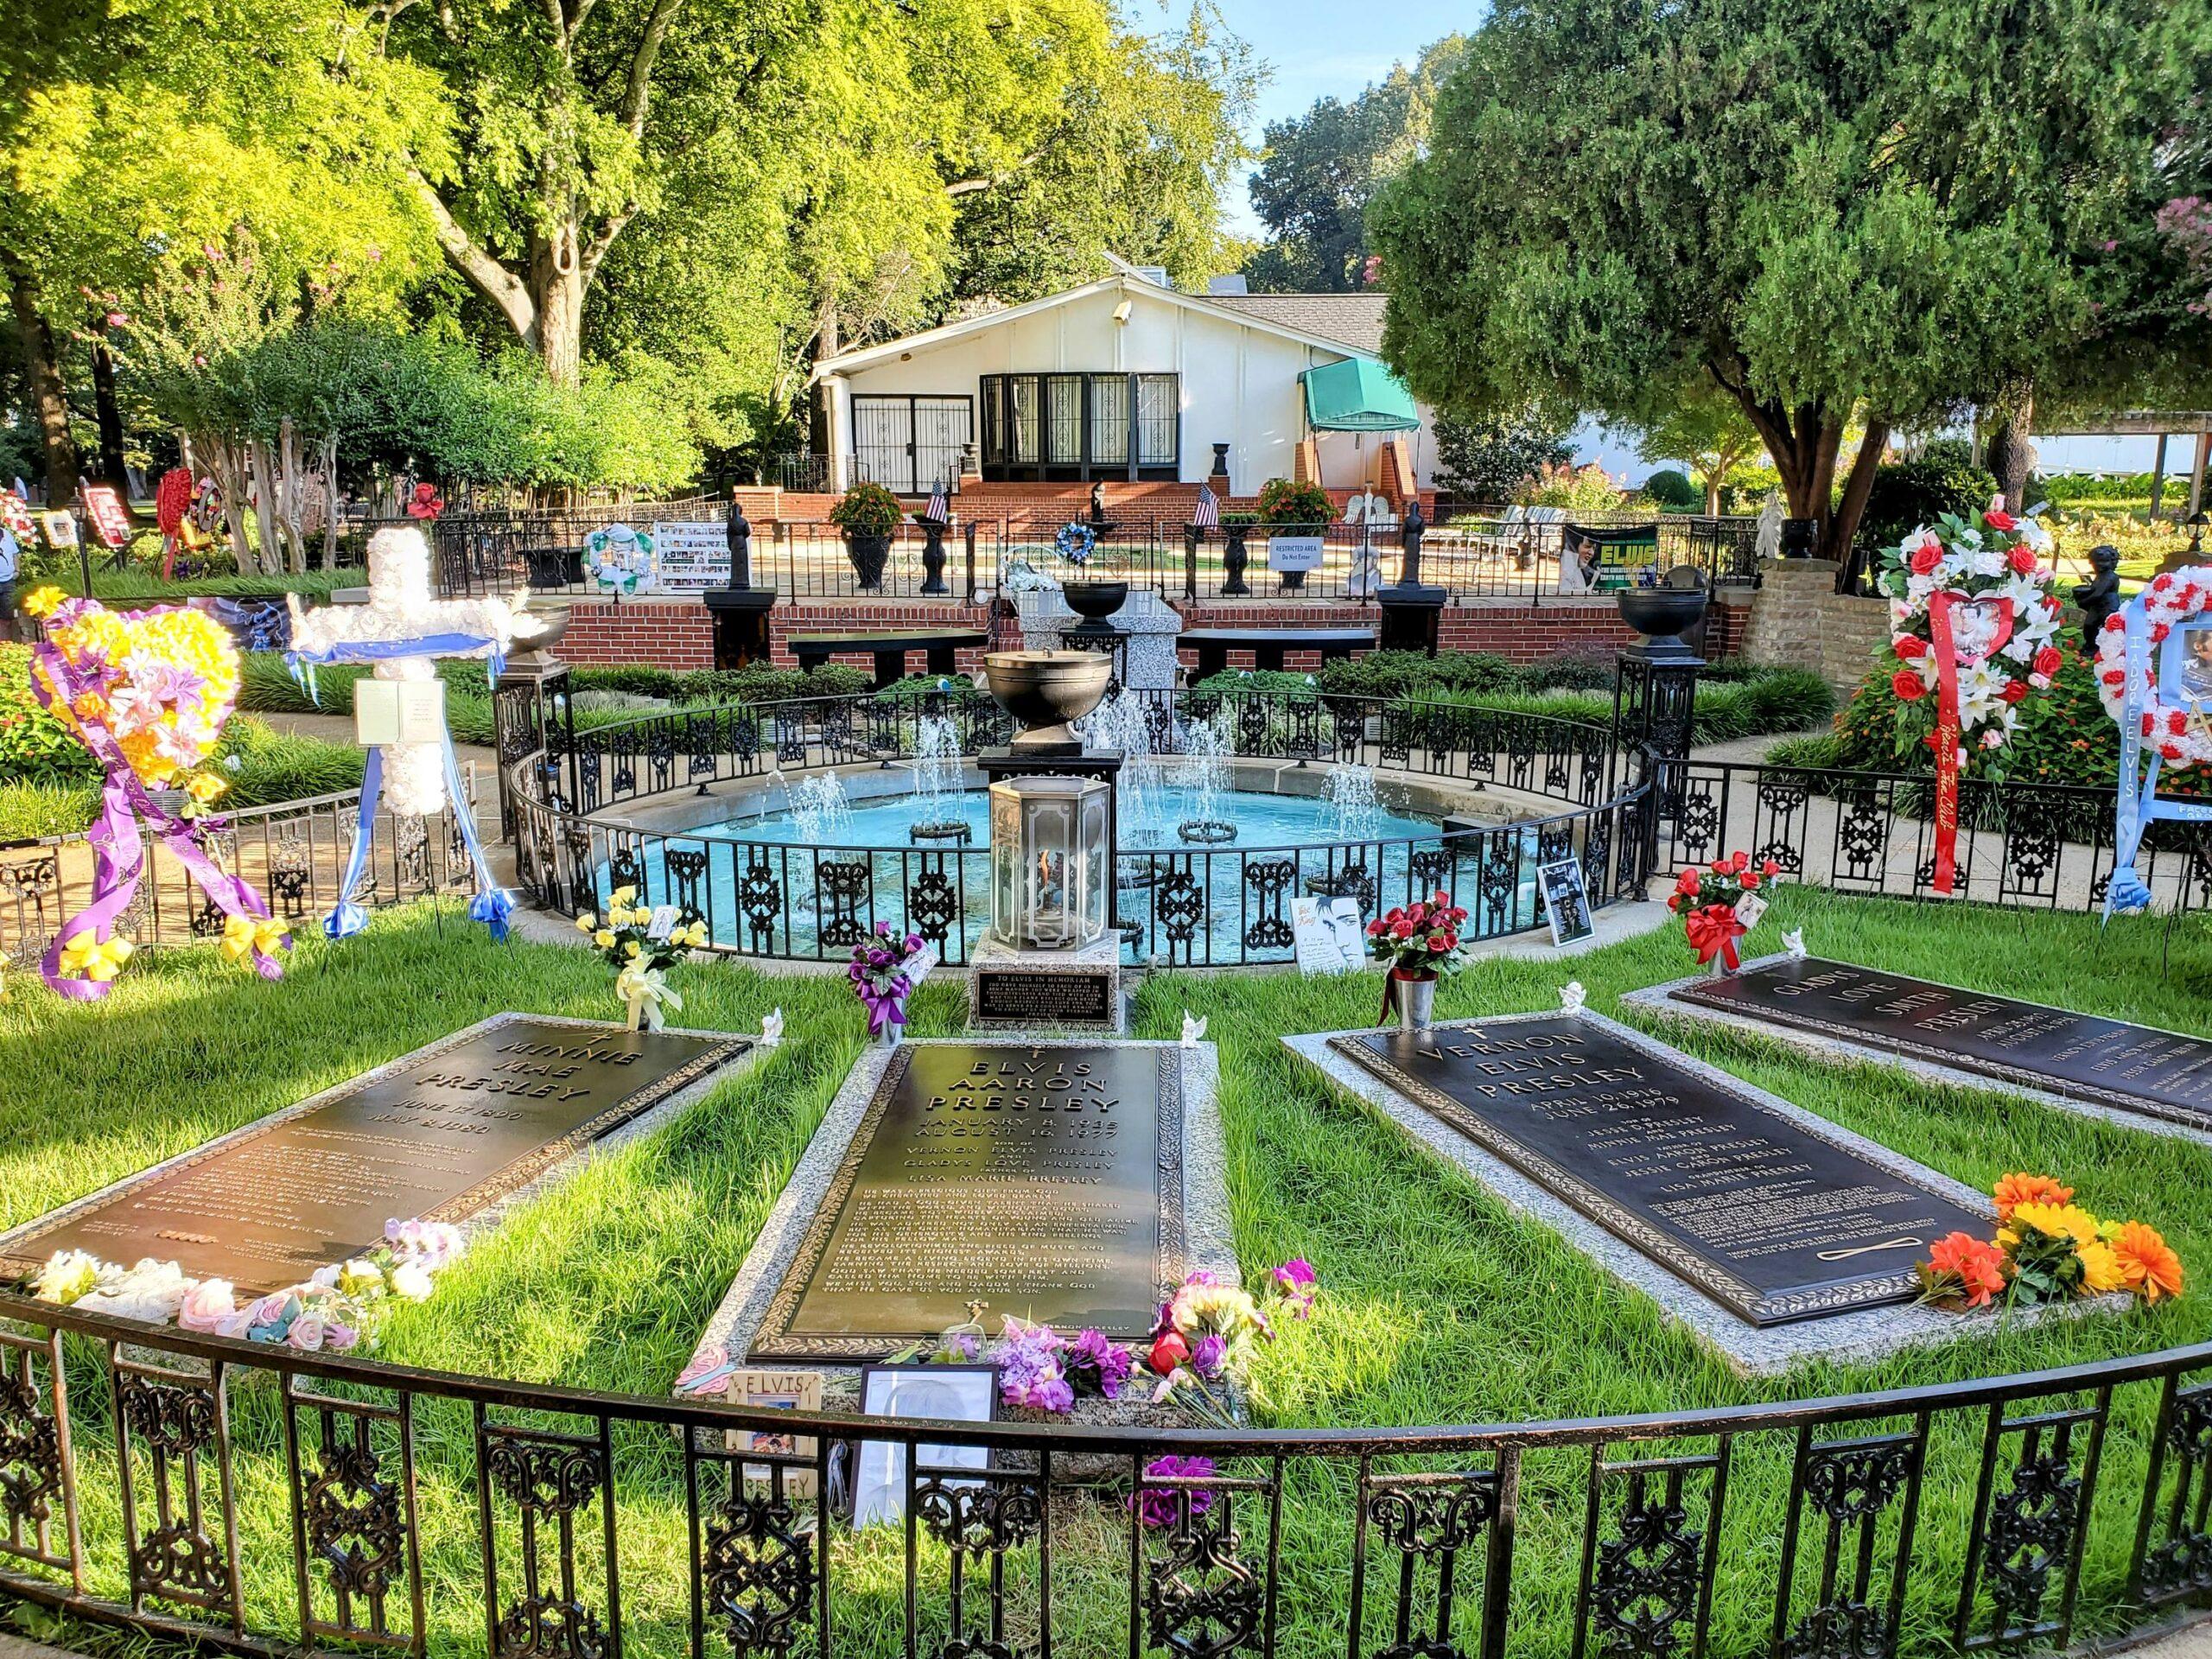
(978, 373, 1179, 481)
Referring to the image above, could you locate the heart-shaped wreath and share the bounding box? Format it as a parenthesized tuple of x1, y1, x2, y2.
(2092, 566, 2212, 771)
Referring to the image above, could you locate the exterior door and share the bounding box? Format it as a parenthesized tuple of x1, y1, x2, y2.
(851, 395, 974, 494)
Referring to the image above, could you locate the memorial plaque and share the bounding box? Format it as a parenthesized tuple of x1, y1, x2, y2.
(1328, 1016, 1987, 1325)
(973, 968, 1116, 1028)
(0, 1016, 747, 1291)
(1671, 958, 2212, 1134)
(750, 1042, 1184, 1359)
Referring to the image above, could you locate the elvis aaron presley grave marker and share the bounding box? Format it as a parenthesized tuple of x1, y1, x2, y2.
(1317, 1014, 1988, 1326)
(1664, 957, 2212, 1138)
(0, 1014, 751, 1293)
(747, 1041, 1187, 1360)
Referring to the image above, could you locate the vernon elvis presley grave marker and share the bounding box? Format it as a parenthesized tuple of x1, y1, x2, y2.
(748, 1042, 1185, 1359)
(1326, 1014, 1987, 1325)
(0, 1015, 748, 1291)
(1669, 957, 2212, 1135)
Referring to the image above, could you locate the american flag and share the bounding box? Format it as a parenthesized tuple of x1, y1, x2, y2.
(1192, 483, 1220, 529)
(923, 481, 948, 524)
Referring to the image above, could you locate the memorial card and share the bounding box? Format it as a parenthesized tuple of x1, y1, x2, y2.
(1537, 857, 1594, 946)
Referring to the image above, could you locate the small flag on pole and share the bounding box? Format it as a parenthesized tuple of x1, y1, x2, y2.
(1192, 483, 1220, 529)
(923, 481, 949, 524)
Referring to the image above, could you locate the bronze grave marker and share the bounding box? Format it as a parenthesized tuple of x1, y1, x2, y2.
(749, 1042, 1184, 1359)
(1328, 1016, 1987, 1325)
(1670, 957, 2212, 1134)
(0, 1015, 748, 1291)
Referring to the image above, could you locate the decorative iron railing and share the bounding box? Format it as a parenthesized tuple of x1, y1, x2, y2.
(0, 780, 486, 968)
(505, 689, 1653, 966)
(0, 1293, 2209, 1659)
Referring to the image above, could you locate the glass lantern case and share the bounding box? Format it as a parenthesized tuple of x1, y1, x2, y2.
(988, 776, 1111, 950)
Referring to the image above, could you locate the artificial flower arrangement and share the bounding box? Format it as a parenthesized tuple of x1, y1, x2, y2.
(1873, 499, 2063, 893)
(849, 919, 931, 1042)
(1665, 850, 1780, 974)
(2093, 567, 2212, 772)
(1366, 890, 1471, 1027)
(576, 885, 707, 1031)
(1916, 1173, 2183, 1313)
(32, 1217, 464, 1352)
(22, 585, 286, 996)
(1053, 521, 1096, 566)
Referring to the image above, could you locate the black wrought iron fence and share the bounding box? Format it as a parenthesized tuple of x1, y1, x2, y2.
(0, 782, 487, 969)
(2, 1294, 2211, 1659)
(1650, 760, 2212, 917)
(504, 688, 1652, 967)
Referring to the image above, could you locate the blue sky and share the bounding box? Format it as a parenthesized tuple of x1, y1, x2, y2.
(1205, 0, 2187, 477)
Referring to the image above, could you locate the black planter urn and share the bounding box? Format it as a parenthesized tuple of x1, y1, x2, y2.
(844, 531, 891, 591)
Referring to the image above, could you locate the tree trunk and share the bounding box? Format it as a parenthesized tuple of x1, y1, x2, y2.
(321, 432, 341, 571)
(276, 416, 307, 574)
(532, 226, 585, 388)
(1982, 387, 2035, 514)
(1702, 473, 1722, 515)
(1822, 421, 1892, 592)
(3, 251, 78, 503)
(247, 437, 283, 576)
(198, 433, 255, 572)
(90, 337, 128, 488)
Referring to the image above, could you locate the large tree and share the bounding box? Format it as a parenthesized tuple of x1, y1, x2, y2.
(1243, 35, 1463, 294)
(1372, 0, 2212, 586)
(1630, 389, 1765, 516)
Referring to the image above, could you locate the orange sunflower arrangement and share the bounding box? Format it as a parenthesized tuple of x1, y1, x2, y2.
(1916, 1173, 2183, 1313)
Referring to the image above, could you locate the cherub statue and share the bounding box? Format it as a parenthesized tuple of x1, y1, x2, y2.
(2073, 543, 2123, 641)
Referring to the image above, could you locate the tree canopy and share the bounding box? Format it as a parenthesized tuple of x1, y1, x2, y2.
(1371, 0, 2212, 582)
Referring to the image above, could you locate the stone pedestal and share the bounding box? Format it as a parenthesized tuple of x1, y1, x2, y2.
(969, 931, 1125, 1033)
(1376, 583, 1447, 656)
(703, 588, 777, 670)
(1014, 587, 1182, 691)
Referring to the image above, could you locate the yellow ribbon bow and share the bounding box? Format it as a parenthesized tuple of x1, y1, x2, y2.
(57, 931, 134, 983)
(219, 915, 289, 967)
(615, 963, 683, 1032)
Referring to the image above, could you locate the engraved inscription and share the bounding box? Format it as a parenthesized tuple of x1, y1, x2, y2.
(975, 969, 1116, 1027)
(749, 1044, 1185, 1360)
(0, 1018, 747, 1291)
(1674, 958, 2212, 1132)
(1328, 1018, 1989, 1325)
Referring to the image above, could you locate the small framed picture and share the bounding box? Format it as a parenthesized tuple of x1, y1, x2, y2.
(1537, 856, 1594, 947)
(722, 1368, 824, 1497)
(38, 511, 75, 550)
(2160, 620, 2212, 718)
(850, 1363, 998, 1529)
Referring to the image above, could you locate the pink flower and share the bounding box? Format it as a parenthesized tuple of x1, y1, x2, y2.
(177, 1279, 238, 1334)
(1130, 1455, 1216, 1528)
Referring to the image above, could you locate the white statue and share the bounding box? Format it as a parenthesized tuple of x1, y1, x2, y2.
(1755, 491, 1784, 563)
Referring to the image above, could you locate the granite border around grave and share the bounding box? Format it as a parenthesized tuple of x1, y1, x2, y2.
(1285, 1009, 2106, 1376)
(682, 1039, 1231, 1389)
(1623, 957, 2212, 1150)
(0, 1014, 756, 1284)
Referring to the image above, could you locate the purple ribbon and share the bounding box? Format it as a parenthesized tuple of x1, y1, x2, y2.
(28, 636, 289, 999)
(849, 964, 911, 1036)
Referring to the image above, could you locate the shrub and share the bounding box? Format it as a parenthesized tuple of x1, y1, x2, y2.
(570, 665, 688, 699)
(1255, 478, 1335, 525)
(0, 644, 98, 787)
(684, 664, 872, 704)
(0, 780, 101, 839)
(1643, 468, 1700, 511)
(1317, 650, 1518, 700)
(875, 672, 977, 702)
(1856, 454, 1999, 557)
(828, 482, 904, 538)
(1516, 647, 1618, 692)
(219, 719, 366, 805)
(1191, 669, 1321, 700)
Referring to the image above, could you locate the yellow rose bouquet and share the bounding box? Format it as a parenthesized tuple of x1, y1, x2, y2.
(575, 885, 709, 1030)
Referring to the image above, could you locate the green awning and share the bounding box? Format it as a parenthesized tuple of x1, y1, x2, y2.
(1299, 357, 1421, 433)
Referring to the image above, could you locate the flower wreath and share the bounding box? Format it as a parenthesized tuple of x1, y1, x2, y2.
(1053, 522, 1096, 565)
(2092, 567, 2212, 771)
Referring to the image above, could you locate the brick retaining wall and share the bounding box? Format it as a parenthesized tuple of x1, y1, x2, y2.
(553, 591, 1750, 676)
(1738, 559, 1885, 694)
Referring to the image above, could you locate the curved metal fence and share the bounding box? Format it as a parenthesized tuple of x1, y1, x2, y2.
(0, 1293, 2208, 1659)
(506, 689, 1654, 965)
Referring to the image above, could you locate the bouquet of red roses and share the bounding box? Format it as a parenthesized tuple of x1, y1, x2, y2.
(1665, 851, 1778, 974)
(1365, 889, 1470, 977)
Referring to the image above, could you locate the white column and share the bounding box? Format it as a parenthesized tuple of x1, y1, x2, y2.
(823, 374, 853, 492)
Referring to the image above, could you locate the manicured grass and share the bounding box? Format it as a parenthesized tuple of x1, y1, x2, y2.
(4, 891, 2212, 1657)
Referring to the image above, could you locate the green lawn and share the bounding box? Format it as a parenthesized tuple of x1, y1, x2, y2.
(5, 888, 2212, 1658)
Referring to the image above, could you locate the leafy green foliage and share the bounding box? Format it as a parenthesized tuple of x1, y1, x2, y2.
(829, 483, 905, 538)
(1643, 470, 1700, 511)
(1433, 406, 1573, 503)
(0, 645, 96, 788)
(1857, 455, 2002, 557)
(1255, 478, 1334, 525)
(0, 780, 102, 840)
(1630, 388, 1766, 514)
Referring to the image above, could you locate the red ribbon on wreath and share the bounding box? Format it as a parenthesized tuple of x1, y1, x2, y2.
(1925, 591, 2013, 896)
(1683, 903, 1746, 972)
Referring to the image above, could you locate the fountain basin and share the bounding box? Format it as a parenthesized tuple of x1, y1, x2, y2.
(982, 651, 1114, 747)
(1061, 580, 1129, 623)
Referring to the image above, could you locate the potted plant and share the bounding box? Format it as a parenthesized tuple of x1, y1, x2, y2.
(1364, 888, 1471, 1032)
(1255, 478, 1335, 593)
(829, 481, 904, 590)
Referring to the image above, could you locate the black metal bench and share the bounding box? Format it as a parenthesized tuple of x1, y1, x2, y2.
(787, 627, 988, 690)
(1178, 626, 1376, 681)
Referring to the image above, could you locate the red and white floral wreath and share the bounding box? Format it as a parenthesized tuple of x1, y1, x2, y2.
(2092, 566, 2212, 772)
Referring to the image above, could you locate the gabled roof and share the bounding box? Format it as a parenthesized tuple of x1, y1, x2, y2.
(810, 269, 1370, 381)
(1212, 293, 1389, 357)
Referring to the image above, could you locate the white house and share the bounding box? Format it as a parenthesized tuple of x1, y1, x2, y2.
(809, 257, 1436, 499)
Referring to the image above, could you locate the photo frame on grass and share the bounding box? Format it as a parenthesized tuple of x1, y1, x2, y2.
(721, 1368, 825, 1497)
(850, 1363, 999, 1528)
